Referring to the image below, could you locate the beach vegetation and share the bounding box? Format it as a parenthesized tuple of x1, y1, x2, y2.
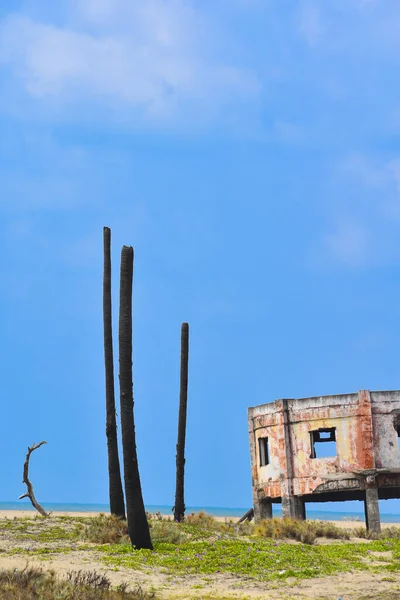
(83, 514, 129, 544)
(0, 566, 155, 599)
(3, 514, 400, 597)
(96, 536, 400, 581)
(254, 517, 351, 544)
(353, 525, 400, 540)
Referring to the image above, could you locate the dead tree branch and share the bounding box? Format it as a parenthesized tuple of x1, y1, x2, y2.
(19, 441, 48, 517)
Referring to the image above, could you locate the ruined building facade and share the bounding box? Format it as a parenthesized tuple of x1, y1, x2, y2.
(248, 390, 400, 533)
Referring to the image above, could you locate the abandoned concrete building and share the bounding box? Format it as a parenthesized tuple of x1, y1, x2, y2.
(248, 390, 400, 533)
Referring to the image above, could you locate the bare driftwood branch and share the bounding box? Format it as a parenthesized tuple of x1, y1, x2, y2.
(19, 441, 48, 517)
(238, 508, 254, 523)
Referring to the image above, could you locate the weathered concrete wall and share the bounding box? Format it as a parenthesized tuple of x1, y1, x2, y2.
(371, 391, 400, 469)
(249, 390, 400, 501)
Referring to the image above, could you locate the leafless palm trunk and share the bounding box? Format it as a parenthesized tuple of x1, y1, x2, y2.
(119, 245, 152, 550)
(103, 227, 125, 519)
(174, 322, 189, 522)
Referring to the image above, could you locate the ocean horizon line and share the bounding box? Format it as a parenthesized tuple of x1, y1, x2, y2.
(1, 501, 400, 522)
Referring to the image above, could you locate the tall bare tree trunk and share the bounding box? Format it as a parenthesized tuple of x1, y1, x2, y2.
(103, 227, 125, 519)
(174, 322, 189, 522)
(119, 245, 152, 550)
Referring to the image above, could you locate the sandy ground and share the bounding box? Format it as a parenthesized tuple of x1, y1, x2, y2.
(1, 511, 400, 599)
(0, 510, 106, 519)
(1, 552, 399, 600)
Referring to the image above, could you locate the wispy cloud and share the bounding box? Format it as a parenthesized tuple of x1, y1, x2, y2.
(338, 154, 400, 218)
(298, 0, 400, 55)
(318, 153, 400, 267)
(388, 159, 400, 198)
(339, 154, 389, 189)
(298, 4, 324, 47)
(324, 221, 368, 267)
(0, 128, 99, 212)
(0, 1, 260, 127)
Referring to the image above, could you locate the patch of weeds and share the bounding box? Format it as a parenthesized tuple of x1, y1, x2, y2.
(356, 594, 400, 600)
(149, 521, 190, 545)
(83, 515, 129, 545)
(354, 526, 400, 540)
(0, 566, 156, 599)
(184, 512, 220, 530)
(254, 518, 350, 545)
(36, 525, 82, 542)
(146, 511, 252, 543)
(5, 546, 74, 557)
(0, 517, 85, 544)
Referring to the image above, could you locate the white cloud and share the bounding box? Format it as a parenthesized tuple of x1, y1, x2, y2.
(324, 221, 368, 267)
(339, 154, 390, 190)
(0, 1, 260, 126)
(318, 152, 400, 268)
(298, 0, 400, 54)
(0, 128, 96, 212)
(298, 4, 324, 47)
(387, 159, 400, 197)
(272, 120, 305, 144)
(338, 154, 400, 218)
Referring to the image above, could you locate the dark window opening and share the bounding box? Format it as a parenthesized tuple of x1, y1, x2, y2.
(310, 428, 337, 459)
(258, 437, 269, 467)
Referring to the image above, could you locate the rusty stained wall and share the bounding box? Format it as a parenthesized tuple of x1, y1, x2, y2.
(371, 391, 400, 469)
(249, 390, 400, 500)
(250, 400, 288, 499)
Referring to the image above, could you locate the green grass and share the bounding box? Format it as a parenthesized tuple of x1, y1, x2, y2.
(95, 536, 400, 581)
(2, 514, 400, 588)
(0, 516, 85, 543)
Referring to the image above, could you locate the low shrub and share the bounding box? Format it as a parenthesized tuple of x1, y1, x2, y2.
(0, 566, 155, 599)
(254, 518, 350, 545)
(312, 521, 350, 540)
(353, 526, 370, 539)
(382, 526, 400, 539)
(83, 515, 129, 545)
(184, 511, 220, 530)
(149, 520, 189, 545)
(353, 525, 400, 540)
(146, 512, 166, 522)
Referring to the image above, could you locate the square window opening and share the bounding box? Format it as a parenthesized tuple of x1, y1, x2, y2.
(310, 428, 337, 459)
(258, 437, 269, 467)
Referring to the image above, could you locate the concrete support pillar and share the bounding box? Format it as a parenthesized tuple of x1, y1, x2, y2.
(254, 498, 273, 523)
(282, 496, 291, 518)
(364, 487, 381, 534)
(282, 496, 306, 520)
(294, 496, 306, 520)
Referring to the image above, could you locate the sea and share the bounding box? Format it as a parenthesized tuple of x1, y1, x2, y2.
(1, 502, 400, 523)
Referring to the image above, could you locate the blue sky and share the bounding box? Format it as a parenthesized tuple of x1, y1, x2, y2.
(1, 0, 400, 515)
